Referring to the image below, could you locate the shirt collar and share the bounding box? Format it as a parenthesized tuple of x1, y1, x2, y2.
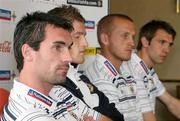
(12, 78, 57, 109)
(96, 54, 119, 77)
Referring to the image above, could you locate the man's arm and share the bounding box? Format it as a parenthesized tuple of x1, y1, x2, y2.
(79, 74, 124, 121)
(159, 91, 180, 119)
(83, 115, 112, 121)
(83, 115, 95, 121)
(143, 112, 156, 121)
(83, 114, 112, 121)
(99, 114, 112, 121)
(50, 85, 113, 121)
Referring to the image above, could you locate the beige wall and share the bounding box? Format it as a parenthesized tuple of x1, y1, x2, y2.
(109, 0, 180, 80)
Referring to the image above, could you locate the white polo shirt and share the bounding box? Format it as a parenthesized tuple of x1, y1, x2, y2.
(121, 51, 165, 112)
(1, 78, 76, 121)
(49, 85, 100, 121)
(85, 54, 143, 121)
(67, 65, 99, 108)
(63, 65, 124, 121)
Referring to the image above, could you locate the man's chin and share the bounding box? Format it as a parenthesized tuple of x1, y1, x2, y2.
(73, 59, 84, 64)
(157, 58, 166, 64)
(53, 76, 66, 85)
(123, 57, 131, 61)
(157, 60, 164, 64)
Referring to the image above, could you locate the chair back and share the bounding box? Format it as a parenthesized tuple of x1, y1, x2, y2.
(0, 88, 10, 114)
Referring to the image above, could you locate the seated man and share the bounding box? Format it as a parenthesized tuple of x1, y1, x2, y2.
(85, 14, 156, 121)
(1, 11, 107, 121)
(48, 5, 124, 121)
(121, 20, 180, 119)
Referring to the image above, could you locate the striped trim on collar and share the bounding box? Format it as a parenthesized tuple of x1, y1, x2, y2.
(104, 60, 118, 76)
(139, 61, 149, 75)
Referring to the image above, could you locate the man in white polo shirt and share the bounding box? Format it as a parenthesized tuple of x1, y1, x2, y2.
(1, 11, 99, 121)
(121, 20, 180, 119)
(48, 5, 123, 121)
(85, 14, 156, 121)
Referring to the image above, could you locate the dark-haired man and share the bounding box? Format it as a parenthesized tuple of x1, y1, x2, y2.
(121, 20, 180, 119)
(1, 11, 99, 121)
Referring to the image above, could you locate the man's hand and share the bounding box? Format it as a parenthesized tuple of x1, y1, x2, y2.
(83, 115, 94, 121)
(83, 114, 112, 121)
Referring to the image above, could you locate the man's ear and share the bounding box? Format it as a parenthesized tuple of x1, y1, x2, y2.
(21, 44, 33, 61)
(141, 37, 149, 48)
(100, 33, 109, 45)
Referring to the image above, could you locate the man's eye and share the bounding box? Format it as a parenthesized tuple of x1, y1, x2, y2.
(55, 45, 62, 51)
(73, 35, 80, 39)
(160, 40, 165, 45)
(124, 35, 129, 39)
(122, 34, 129, 39)
(170, 42, 173, 47)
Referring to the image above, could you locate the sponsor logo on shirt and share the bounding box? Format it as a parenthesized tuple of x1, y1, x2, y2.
(28, 89, 52, 106)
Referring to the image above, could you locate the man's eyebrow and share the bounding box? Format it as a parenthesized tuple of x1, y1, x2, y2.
(53, 40, 73, 48)
(74, 31, 87, 35)
(53, 41, 65, 45)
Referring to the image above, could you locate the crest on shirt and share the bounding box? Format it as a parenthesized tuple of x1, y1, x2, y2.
(70, 112, 78, 120)
(85, 83, 94, 93)
(129, 85, 134, 93)
(70, 112, 84, 121)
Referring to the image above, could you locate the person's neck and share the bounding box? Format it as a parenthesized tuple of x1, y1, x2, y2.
(137, 50, 154, 69)
(19, 69, 53, 96)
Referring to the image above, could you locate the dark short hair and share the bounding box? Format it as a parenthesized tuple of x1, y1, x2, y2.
(48, 5, 85, 23)
(97, 13, 133, 46)
(14, 11, 73, 72)
(137, 20, 176, 50)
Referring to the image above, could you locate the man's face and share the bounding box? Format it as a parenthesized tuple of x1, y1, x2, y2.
(33, 25, 73, 84)
(70, 20, 88, 64)
(107, 18, 135, 62)
(147, 29, 173, 65)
